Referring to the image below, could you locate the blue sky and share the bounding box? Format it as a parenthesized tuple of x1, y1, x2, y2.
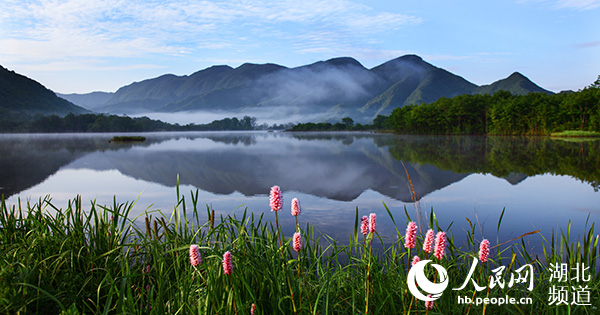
(1, 0, 598, 93)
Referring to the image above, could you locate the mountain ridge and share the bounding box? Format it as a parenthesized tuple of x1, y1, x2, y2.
(1, 65, 88, 115)
(17, 55, 554, 122)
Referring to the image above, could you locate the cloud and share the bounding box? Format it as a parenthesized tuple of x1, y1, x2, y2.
(15, 60, 166, 72)
(553, 0, 600, 9)
(517, 0, 600, 10)
(0, 0, 421, 69)
(573, 40, 600, 48)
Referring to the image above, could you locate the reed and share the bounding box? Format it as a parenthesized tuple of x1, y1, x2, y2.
(0, 189, 598, 314)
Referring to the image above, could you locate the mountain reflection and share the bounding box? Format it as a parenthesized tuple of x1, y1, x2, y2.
(1, 132, 598, 201)
(65, 132, 467, 202)
(0, 134, 159, 197)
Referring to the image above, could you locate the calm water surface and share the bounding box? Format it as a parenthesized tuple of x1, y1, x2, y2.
(1, 132, 598, 254)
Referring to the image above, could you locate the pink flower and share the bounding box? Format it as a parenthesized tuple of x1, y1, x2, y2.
(425, 295, 434, 310)
(293, 232, 302, 252)
(291, 198, 301, 216)
(369, 213, 376, 233)
(223, 251, 233, 275)
(269, 186, 283, 212)
(251, 303, 256, 315)
(360, 216, 369, 236)
(433, 231, 447, 260)
(189, 244, 202, 266)
(411, 255, 420, 266)
(146, 265, 151, 273)
(423, 229, 434, 254)
(404, 221, 417, 249)
(479, 239, 490, 263)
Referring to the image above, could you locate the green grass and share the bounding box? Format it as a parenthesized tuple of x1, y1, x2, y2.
(1, 188, 598, 314)
(550, 130, 600, 138)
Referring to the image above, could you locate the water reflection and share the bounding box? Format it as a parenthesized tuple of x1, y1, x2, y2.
(1, 132, 599, 201)
(386, 135, 600, 191)
(0, 134, 160, 197)
(1, 132, 598, 255)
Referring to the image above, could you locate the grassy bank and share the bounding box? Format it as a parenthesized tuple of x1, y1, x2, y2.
(1, 187, 598, 314)
(550, 130, 600, 138)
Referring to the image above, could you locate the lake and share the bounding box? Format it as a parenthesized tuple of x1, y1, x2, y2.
(1, 132, 598, 255)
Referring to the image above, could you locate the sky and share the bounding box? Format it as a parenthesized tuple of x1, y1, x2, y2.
(1, 0, 599, 94)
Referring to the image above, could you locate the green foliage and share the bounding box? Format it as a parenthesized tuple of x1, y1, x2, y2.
(0, 66, 86, 115)
(551, 130, 600, 138)
(289, 116, 389, 132)
(388, 81, 600, 135)
(1, 188, 598, 314)
(386, 136, 600, 191)
(1, 113, 274, 133)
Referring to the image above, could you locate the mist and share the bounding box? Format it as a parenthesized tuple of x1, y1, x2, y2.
(133, 107, 334, 127)
(256, 61, 382, 107)
(89, 57, 432, 125)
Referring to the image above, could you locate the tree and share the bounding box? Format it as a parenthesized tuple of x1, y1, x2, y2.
(341, 117, 354, 129)
(372, 115, 390, 129)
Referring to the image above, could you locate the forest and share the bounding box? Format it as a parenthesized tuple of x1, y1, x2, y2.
(289, 115, 390, 131)
(0, 113, 285, 133)
(388, 76, 600, 135)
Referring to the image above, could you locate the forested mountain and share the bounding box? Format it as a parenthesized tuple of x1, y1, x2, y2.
(0, 66, 87, 115)
(360, 55, 479, 117)
(388, 76, 600, 135)
(474, 72, 550, 95)
(63, 55, 551, 122)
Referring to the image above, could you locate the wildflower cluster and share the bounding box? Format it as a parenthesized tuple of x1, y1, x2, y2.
(403, 221, 450, 311)
(3, 187, 595, 314)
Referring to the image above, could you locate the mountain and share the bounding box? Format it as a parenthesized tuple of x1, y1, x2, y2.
(61, 55, 551, 122)
(56, 91, 114, 110)
(361, 55, 477, 117)
(0, 65, 88, 115)
(474, 72, 552, 95)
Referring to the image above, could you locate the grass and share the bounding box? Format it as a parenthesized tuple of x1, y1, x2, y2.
(550, 130, 600, 138)
(1, 186, 598, 314)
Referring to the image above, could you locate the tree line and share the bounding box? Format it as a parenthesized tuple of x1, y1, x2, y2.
(388, 76, 600, 135)
(0, 113, 288, 133)
(386, 135, 599, 191)
(289, 115, 391, 131)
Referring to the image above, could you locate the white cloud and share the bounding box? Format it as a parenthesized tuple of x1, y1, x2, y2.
(554, 0, 600, 9)
(14, 60, 166, 72)
(0, 0, 421, 68)
(517, 0, 600, 9)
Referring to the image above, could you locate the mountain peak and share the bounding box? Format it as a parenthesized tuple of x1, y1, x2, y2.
(323, 57, 364, 68)
(301, 57, 366, 71)
(397, 54, 424, 63)
(475, 72, 552, 95)
(0, 65, 87, 114)
(507, 72, 527, 80)
(370, 54, 433, 83)
(190, 65, 233, 77)
(235, 62, 286, 71)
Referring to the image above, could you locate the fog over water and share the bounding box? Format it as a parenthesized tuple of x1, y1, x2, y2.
(1, 132, 598, 254)
(133, 109, 332, 126)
